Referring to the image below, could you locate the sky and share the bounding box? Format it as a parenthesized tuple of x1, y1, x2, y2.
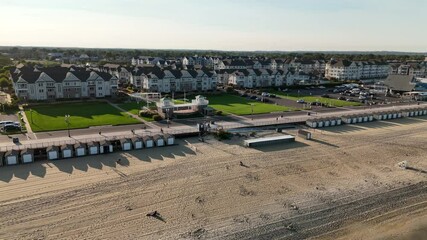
(0, 0, 426, 52)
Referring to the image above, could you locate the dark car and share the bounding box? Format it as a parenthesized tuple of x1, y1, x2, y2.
(250, 95, 257, 100)
(240, 93, 248, 97)
(321, 94, 330, 98)
(338, 96, 346, 100)
(2, 125, 21, 132)
(269, 94, 276, 98)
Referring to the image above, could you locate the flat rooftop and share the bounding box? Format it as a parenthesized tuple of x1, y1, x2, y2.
(244, 135, 295, 145)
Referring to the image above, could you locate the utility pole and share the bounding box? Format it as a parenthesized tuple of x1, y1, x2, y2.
(65, 114, 71, 137)
(251, 103, 254, 120)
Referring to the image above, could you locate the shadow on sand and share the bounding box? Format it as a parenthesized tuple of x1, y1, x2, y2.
(252, 141, 309, 153)
(406, 167, 427, 175)
(0, 141, 196, 183)
(322, 116, 427, 134)
(310, 138, 339, 148)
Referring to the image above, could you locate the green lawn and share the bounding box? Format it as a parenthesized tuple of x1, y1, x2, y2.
(173, 99, 188, 104)
(207, 94, 296, 115)
(117, 101, 156, 122)
(270, 91, 362, 107)
(25, 102, 141, 132)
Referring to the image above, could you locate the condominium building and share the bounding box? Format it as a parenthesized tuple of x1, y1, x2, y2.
(325, 60, 389, 80)
(10, 66, 118, 100)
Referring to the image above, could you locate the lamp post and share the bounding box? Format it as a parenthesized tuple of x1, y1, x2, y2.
(65, 114, 71, 137)
(166, 108, 170, 128)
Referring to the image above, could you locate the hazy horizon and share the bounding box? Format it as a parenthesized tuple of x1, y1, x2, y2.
(1, 0, 426, 52)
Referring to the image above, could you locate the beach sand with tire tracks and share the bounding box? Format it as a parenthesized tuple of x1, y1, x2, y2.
(0, 117, 426, 239)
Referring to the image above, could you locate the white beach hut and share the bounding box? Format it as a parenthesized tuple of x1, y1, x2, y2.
(21, 149, 34, 163)
(47, 146, 60, 160)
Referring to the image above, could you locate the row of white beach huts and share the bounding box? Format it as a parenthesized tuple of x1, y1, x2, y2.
(0, 134, 175, 167)
(306, 107, 427, 128)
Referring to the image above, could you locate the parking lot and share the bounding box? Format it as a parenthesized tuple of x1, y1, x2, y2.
(239, 84, 419, 110)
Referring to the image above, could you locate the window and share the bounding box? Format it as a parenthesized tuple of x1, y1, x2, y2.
(98, 87, 102, 90)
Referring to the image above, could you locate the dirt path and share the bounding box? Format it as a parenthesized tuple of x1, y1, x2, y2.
(0, 117, 426, 239)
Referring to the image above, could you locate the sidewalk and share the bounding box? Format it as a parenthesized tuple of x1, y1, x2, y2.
(1, 102, 425, 151)
(18, 106, 37, 140)
(106, 101, 158, 129)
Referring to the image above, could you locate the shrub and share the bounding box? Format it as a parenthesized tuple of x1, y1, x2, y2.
(152, 114, 162, 121)
(215, 110, 223, 116)
(225, 86, 236, 93)
(215, 129, 232, 140)
(140, 109, 157, 117)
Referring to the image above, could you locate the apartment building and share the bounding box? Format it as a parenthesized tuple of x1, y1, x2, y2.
(10, 66, 118, 100)
(325, 60, 389, 80)
(389, 61, 427, 78)
(130, 66, 217, 93)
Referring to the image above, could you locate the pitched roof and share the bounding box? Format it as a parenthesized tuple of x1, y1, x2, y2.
(384, 74, 416, 92)
(71, 71, 91, 81)
(43, 67, 69, 82)
(95, 71, 115, 81)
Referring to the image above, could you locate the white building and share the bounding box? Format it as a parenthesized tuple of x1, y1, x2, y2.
(10, 66, 118, 100)
(325, 60, 389, 80)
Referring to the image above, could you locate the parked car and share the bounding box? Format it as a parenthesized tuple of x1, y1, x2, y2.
(318, 86, 325, 89)
(250, 95, 257, 100)
(321, 94, 330, 98)
(0, 121, 14, 127)
(296, 99, 305, 103)
(338, 96, 346, 100)
(261, 92, 269, 97)
(269, 94, 276, 98)
(2, 124, 21, 132)
(240, 93, 248, 97)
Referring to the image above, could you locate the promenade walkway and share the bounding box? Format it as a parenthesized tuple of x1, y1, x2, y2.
(1, 102, 426, 152)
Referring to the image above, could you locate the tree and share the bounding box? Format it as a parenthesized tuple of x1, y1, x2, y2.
(0, 77, 10, 89)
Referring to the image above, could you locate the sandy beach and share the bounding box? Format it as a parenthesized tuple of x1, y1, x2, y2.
(0, 116, 426, 239)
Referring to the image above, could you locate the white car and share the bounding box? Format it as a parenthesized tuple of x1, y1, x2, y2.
(296, 99, 305, 103)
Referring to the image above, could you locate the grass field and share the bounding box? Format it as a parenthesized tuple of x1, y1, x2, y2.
(25, 102, 141, 132)
(116, 102, 155, 122)
(207, 94, 295, 115)
(173, 99, 188, 104)
(270, 91, 362, 107)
